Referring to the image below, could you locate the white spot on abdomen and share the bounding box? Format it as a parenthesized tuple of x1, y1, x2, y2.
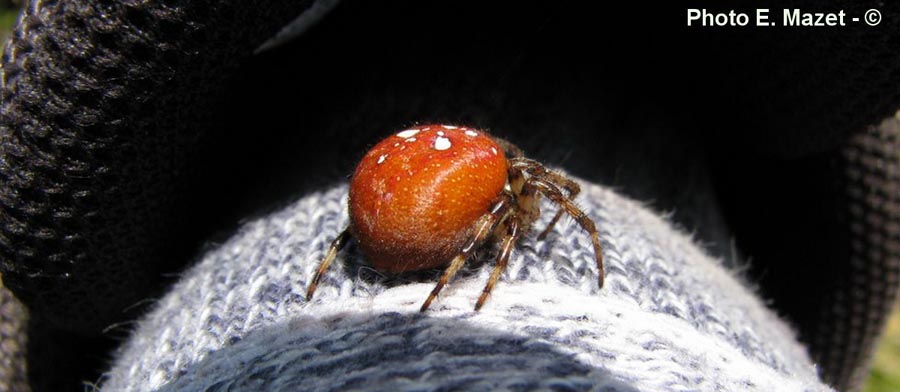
(442, 125, 458, 129)
(434, 136, 452, 151)
(396, 129, 420, 138)
(377, 154, 387, 164)
(491, 147, 498, 155)
(464, 130, 478, 137)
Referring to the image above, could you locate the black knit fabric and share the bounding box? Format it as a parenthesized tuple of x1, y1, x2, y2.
(833, 118, 900, 387)
(0, 1, 313, 390)
(1, 1, 899, 391)
(1, 0, 314, 333)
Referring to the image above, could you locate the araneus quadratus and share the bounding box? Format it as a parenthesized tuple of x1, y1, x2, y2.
(306, 124, 604, 311)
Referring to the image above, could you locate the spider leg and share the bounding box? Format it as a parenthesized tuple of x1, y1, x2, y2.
(474, 214, 522, 311)
(306, 227, 353, 300)
(530, 178, 605, 289)
(508, 157, 544, 172)
(510, 159, 581, 197)
(536, 175, 580, 240)
(420, 193, 514, 312)
(509, 158, 582, 240)
(538, 210, 566, 240)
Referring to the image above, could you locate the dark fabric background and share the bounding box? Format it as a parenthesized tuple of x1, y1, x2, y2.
(1, 1, 899, 390)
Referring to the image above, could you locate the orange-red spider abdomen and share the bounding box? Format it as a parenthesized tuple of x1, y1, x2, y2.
(349, 125, 508, 273)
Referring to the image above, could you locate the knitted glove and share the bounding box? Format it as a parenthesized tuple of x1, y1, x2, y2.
(103, 180, 833, 391)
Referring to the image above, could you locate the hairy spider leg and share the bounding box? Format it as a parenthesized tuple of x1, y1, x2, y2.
(474, 214, 522, 310)
(530, 178, 605, 289)
(420, 193, 514, 312)
(306, 227, 353, 300)
(510, 158, 582, 240)
(534, 173, 580, 240)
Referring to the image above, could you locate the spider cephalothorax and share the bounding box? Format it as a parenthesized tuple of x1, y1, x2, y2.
(306, 125, 604, 311)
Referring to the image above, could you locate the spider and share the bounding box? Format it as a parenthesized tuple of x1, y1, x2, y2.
(305, 124, 604, 311)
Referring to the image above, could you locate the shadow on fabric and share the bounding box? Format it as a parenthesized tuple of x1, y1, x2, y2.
(150, 313, 637, 392)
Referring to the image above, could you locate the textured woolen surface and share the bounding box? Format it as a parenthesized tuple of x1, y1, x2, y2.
(102, 180, 833, 392)
(0, 0, 315, 335)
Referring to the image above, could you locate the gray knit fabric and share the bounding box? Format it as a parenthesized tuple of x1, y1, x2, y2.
(100, 178, 834, 392)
